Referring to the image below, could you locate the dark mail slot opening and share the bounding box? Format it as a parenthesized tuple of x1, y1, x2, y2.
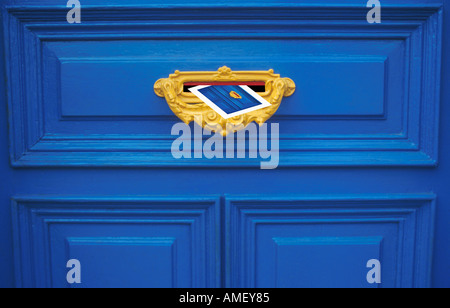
(183, 82, 266, 93)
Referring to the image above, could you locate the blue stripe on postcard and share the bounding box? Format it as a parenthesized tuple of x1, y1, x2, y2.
(197, 85, 263, 115)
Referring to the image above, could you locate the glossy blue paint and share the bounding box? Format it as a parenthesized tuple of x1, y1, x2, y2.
(0, 0, 449, 288)
(12, 196, 221, 288)
(225, 195, 435, 288)
(2, 4, 442, 167)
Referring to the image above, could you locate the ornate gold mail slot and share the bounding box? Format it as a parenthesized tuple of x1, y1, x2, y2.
(154, 66, 295, 135)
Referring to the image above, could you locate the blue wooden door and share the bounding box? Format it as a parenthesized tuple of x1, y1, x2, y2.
(0, 0, 449, 288)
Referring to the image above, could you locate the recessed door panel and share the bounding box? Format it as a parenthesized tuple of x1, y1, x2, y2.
(11, 197, 220, 288)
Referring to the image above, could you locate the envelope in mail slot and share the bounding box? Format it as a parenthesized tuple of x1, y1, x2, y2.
(189, 85, 271, 119)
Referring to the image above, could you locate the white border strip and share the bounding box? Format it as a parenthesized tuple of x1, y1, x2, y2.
(189, 85, 271, 119)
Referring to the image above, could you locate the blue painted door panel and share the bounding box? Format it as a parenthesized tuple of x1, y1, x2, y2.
(226, 195, 435, 288)
(0, 0, 449, 288)
(12, 197, 220, 288)
(4, 6, 441, 167)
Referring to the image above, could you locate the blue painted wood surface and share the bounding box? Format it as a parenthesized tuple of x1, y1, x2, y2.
(0, 0, 449, 288)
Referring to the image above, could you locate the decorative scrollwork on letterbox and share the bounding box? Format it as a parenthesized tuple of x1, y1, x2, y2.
(154, 66, 295, 135)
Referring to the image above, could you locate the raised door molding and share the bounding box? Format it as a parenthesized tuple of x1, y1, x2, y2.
(3, 5, 443, 167)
